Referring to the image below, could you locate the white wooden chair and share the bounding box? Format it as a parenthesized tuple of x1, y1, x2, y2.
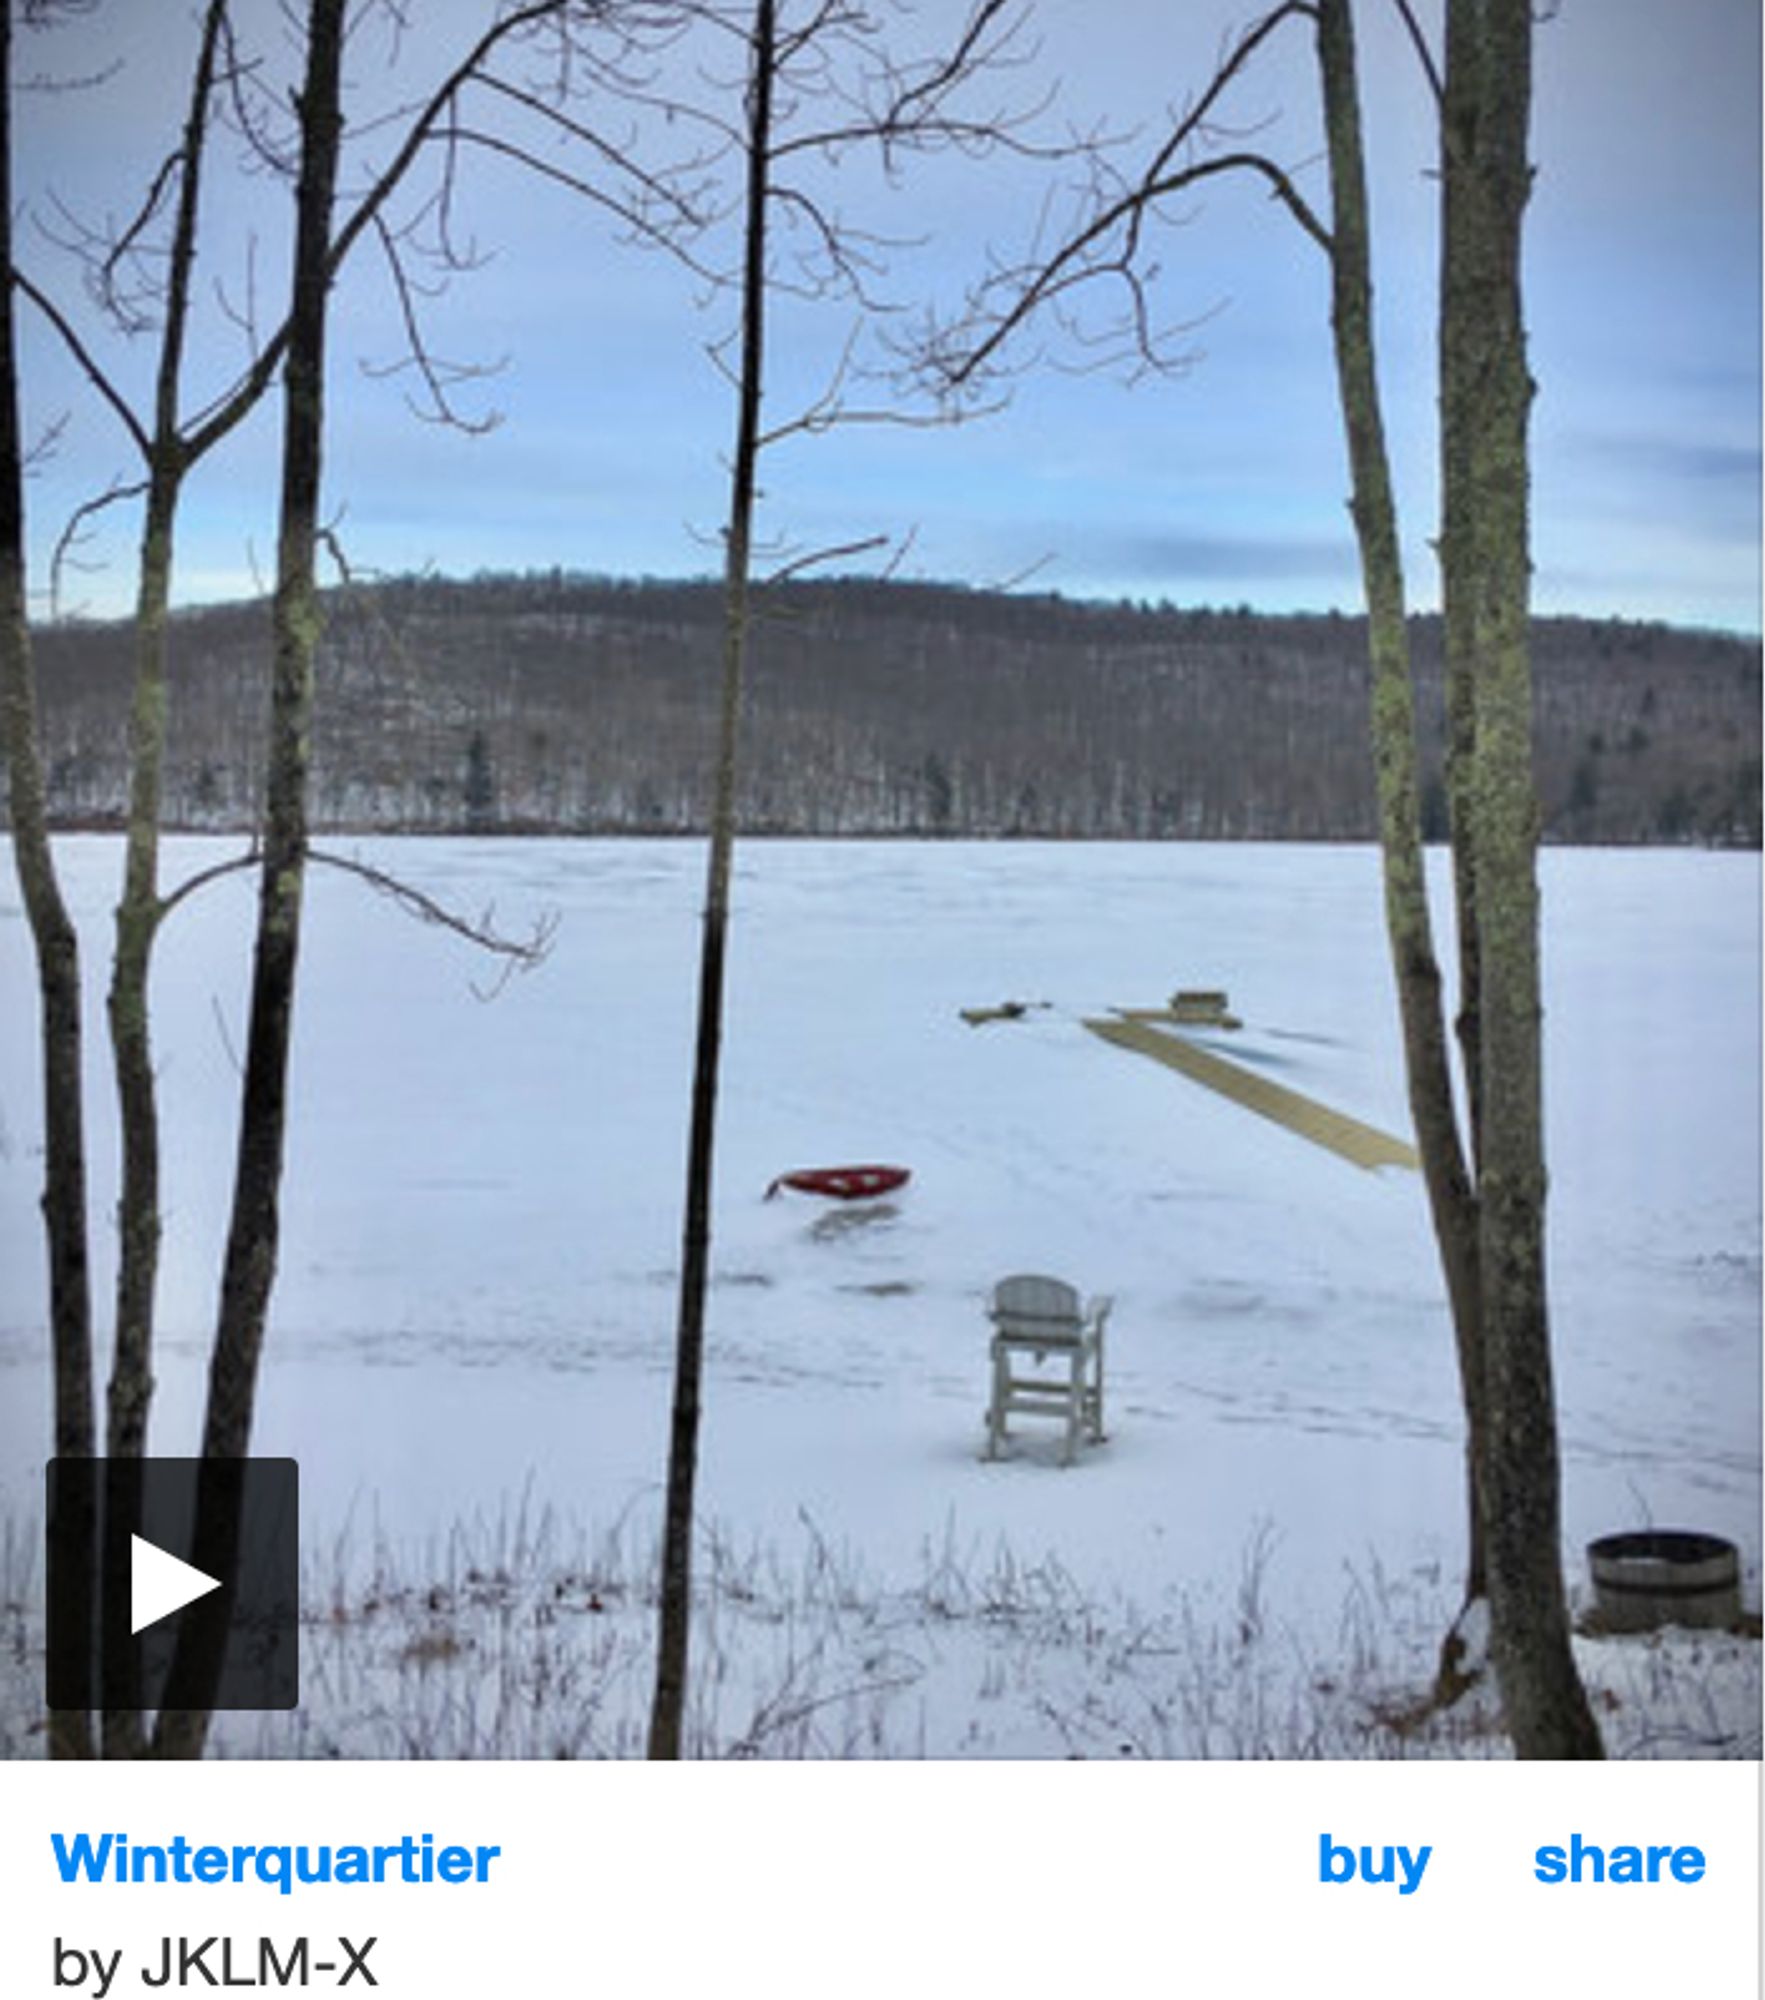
(983, 1274, 1111, 1466)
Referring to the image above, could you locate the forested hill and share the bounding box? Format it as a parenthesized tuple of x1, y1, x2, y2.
(20, 572, 1761, 845)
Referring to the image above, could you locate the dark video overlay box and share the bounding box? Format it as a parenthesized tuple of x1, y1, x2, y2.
(46, 1456, 299, 1714)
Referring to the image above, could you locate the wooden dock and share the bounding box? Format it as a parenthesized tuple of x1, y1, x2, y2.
(1083, 1014, 1419, 1173)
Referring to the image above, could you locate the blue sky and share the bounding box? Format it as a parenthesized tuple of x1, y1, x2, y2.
(13, 0, 1761, 632)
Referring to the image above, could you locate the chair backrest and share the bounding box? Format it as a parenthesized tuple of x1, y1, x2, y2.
(990, 1273, 1082, 1336)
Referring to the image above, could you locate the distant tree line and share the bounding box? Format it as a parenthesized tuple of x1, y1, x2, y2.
(12, 570, 1759, 845)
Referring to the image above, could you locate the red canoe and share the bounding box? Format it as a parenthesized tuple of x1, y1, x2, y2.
(765, 1164, 911, 1201)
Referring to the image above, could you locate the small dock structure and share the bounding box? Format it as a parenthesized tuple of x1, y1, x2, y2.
(1084, 1007, 1418, 1174)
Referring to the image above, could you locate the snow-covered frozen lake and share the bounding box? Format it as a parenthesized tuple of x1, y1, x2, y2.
(1, 836, 1758, 1739)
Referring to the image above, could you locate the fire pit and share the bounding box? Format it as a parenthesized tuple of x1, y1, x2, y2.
(1586, 1530, 1742, 1633)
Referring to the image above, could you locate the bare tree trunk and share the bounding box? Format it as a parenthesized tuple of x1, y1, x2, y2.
(1320, 0, 1592, 1747)
(0, 0, 95, 1762)
(105, 0, 226, 1449)
(1443, 0, 1600, 1759)
(1315, 0, 1485, 1617)
(1438, 0, 1485, 1169)
(648, 0, 775, 1763)
(105, 478, 175, 1471)
(1434, 9, 1489, 1656)
(99, 0, 228, 1761)
(152, 0, 345, 1762)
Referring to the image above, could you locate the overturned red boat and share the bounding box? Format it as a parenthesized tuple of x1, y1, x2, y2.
(765, 1164, 911, 1202)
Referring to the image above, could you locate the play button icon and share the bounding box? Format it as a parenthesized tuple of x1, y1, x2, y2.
(131, 1533, 222, 1635)
(46, 1457, 299, 1713)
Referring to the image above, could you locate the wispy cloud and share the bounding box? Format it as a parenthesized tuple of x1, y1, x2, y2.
(1075, 527, 1354, 587)
(1563, 432, 1762, 492)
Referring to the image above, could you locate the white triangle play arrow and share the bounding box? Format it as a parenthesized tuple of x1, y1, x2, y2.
(131, 1533, 222, 1636)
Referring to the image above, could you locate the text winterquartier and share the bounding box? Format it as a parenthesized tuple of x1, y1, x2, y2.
(50, 1832, 501, 1896)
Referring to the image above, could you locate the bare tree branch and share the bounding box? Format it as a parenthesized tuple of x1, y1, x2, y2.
(761, 529, 888, 584)
(155, 840, 555, 989)
(323, 0, 573, 278)
(467, 65, 708, 233)
(211, 232, 264, 366)
(985, 548, 1055, 593)
(97, 144, 185, 328)
(306, 847, 557, 991)
(423, 122, 723, 279)
(1389, 0, 1445, 108)
(48, 472, 147, 619)
(180, 0, 580, 467)
(362, 208, 505, 432)
(10, 264, 151, 457)
(155, 843, 262, 925)
(915, 1, 1328, 397)
(21, 406, 68, 472)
